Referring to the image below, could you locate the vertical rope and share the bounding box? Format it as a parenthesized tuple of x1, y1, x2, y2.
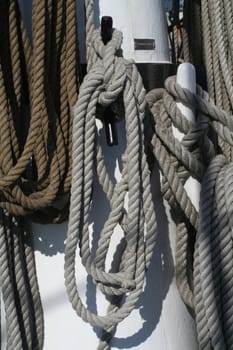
(0, 0, 80, 348)
(64, 27, 157, 349)
(85, 0, 95, 71)
(201, 0, 233, 159)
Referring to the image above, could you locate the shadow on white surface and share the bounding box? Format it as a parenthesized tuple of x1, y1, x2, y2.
(31, 118, 175, 348)
(2, 1, 198, 349)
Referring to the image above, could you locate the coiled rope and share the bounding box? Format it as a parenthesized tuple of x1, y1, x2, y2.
(147, 76, 214, 308)
(201, 0, 233, 158)
(0, 0, 79, 221)
(64, 1, 157, 349)
(147, 75, 233, 348)
(78, 2, 233, 348)
(0, 0, 80, 348)
(194, 155, 233, 350)
(2, 1, 233, 349)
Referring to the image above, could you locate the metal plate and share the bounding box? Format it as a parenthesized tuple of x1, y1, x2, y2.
(134, 38, 155, 50)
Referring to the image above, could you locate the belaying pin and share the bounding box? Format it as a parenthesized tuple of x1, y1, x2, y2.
(101, 16, 119, 146)
(101, 16, 113, 45)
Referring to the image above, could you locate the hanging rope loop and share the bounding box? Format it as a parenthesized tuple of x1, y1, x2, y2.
(148, 69, 233, 345)
(65, 26, 157, 338)
(0, 0, 80, 222)
(0, 0, 80, 348)
(146, 75, 218, 309)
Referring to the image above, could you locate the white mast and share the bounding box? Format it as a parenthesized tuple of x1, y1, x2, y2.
(4, 1, 199, 350)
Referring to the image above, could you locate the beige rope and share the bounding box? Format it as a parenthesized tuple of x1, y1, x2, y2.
(0, 0, 80, 348)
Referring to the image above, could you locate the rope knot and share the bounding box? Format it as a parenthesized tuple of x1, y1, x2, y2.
(92, 28, 122, 59)
(91, 29, 127, 108)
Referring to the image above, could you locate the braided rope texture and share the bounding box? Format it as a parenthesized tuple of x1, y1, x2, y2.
(0, 211, 44, 350)
(147, 77, 213, 308)
(64, 27, 157, 350)
(0, 0, 80, 348)
(201, 0, 233, 159)
(0, 0, 80, 222)
(82, 2, 233, 348)
(147, 75, 233, 349)
(194, 155, 233, 349)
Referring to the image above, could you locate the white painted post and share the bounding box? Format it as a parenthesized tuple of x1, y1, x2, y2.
(173, 62, 201, 211)
(98, 0, 171, 63)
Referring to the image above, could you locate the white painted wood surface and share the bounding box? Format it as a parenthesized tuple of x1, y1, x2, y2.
(173, 63, 201, 211)
(77, 0, 171, 63)
(1, 2, 198, 349)
(98, 0, 171, 63)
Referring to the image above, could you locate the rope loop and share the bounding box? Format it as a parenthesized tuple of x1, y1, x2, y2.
(147, 75, 217, 309)
(92, 28, 123, 60)
(148, 71, 233, 328)
(65, 26, 157, 338)
(88, 29, 127, 109)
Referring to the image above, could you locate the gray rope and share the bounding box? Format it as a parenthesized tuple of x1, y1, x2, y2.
(148, 74, 233, 349)
(194, 155, 233, 349)
(201, 0, 233, 158)
(82, 2, 233, 348)
(146, 77, 213, 308)
(85, 0, 95, 71)
(19, 220, 44, 350)
(148, 76, 218, 303)
(0, 0, 81, 346)
(0, 211, 44, 350)
(0, 211, 23, 350)
(64, 27, 157, 349)
(12, 218, 33, 349)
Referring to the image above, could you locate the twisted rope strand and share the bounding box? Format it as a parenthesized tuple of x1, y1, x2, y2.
(201, 0, 233, 158)
(148, 71, 233, 349)
(0, 0, 80, 348)
(65, 27, 157, 350)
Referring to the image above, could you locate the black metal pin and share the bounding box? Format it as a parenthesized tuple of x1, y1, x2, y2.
(101, 16, 119, 146)
(101, 16, 113, 45)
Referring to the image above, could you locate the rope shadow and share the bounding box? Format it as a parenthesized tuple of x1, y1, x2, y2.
(31, 221, 67, 256)
(86, 120, 126, 319)
(111, 163, 174, 348)
(85, 122, 174, 347)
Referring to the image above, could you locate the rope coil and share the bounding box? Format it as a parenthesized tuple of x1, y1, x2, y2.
(148, 74, 233, 348)
(0, 0, 79, 222)
(1, 0, 233, 348)
(201, 0, 233, 159)
(64, 28, 157, 349)
(194, 155, 233, 350)
(0, 0, 80, 348)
